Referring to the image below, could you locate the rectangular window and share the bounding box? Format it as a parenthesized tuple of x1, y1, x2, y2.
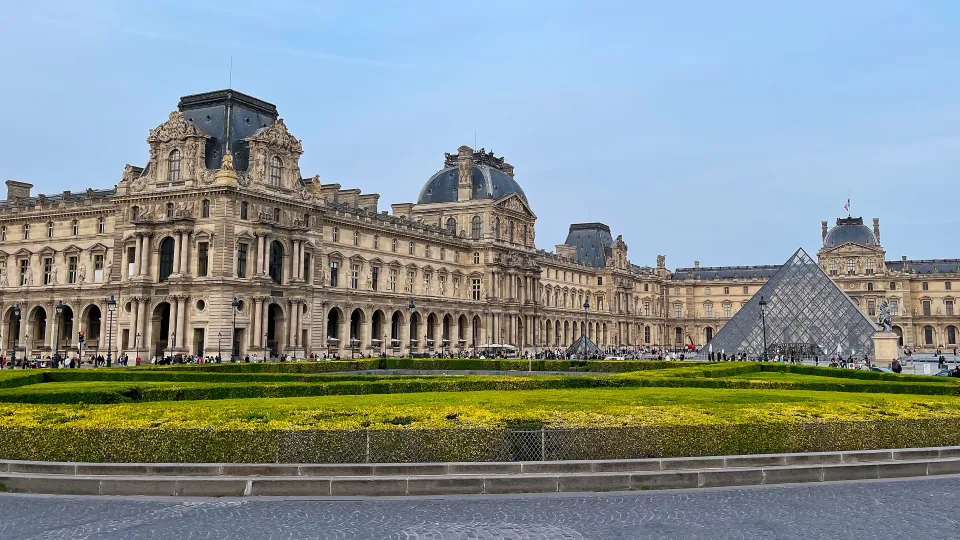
(68, 256, 78, 284)
(453, 277, 460, 297)
(351, 264, 360, 289)
(866, 261, 875, 275)
(353, 231, 360, 246)
(43, 257, 52, 285)
(948, 300, 955, 316)
(406, 271, 415, 293)
(392, 238, 397, 252)
(923, 282, 929, 291)
(374, 235, 379, 249)
(829, 262, 837, 276)
(302, 253, 311, 282)
(389, 269, 397, 292)
(704, 304, 713, 317)
(372, 267, 379, 291)
(724, 304, 731, 317)
(723, 286, 729, 295)
(643, 301, 650, 316)
(947, 281, 953, 291)
(472, 278, 481, 300)
(198, 242, 209, 277)
(474, 252, 480, 264)
(890, 299, 899, 316)
(330, 261, 339, 287)
(19, 259, 28, 286)
(237, 243, 248, 278)
(425, 245, 431, 258)
(440, 247, 445, 260)
(598, 277, 603, 286)
(409, 241, 414, 255)
(93, 254, 104, 282)
(847, 260, 855, 274)
(675, 304, 683, 318)
(890, 282, 896, 291)
(438, 275, 445, 296)
(923, 300, 931, 316)
(705, 287, 711, 296)
(868, 300, 876, 317)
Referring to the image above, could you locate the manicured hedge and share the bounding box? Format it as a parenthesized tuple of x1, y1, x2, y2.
(1, 418, 958, 463)
(758, 363, 956, 384)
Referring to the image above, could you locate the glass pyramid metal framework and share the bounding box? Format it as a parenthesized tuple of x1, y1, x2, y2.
(706, 248, 878, 358)
(566, 335, 601, 359)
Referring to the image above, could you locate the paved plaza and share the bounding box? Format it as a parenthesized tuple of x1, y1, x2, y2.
(0, 475, 957, 539)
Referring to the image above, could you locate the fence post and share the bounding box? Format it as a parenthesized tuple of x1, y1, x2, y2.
(540, 427, 546, 461)
(365, 429, 371, 463)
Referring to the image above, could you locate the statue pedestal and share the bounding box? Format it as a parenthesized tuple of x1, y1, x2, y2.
(873, 331, 900, 363)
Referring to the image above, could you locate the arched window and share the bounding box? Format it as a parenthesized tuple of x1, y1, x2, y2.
(201, 199, 210, 218)
(47, 221, 54, 238)
(949, 326, 957, 345)
(167, 149, 181, 181)
(494, 217, 500, 239)
(166, 203, 174, 218)
(471, 216, 482, 239)
(269, 156, 282, 186)
(508, 221, 515, 243)
(72, 220, 79, 236)
(97, 216, 105, 233)
(159, 237, 176, 282)
(240, 201, 248, 220)
(644, 326, 651, 344)
(269, 240, 284, 284)
(446, 217, 457, 234)
(273, 208, 280, 222)
(924, 325, 934, 345)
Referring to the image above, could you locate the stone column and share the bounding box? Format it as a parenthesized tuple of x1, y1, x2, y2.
(133, 235, 143, 277)
(255, 235, 265, 275)
(137, 236, 147, 277)
(178, 296, 188, 351)
(172, 233, 182, 274)
(142, 235, 152, 279)
(180, 232, 190, 276)
(252, 298, 262, 349)
(260, 235, 270, 275)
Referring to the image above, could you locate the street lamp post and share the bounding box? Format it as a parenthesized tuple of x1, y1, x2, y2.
(106, 295, 117, 368)
(217, 331, 222, 363)
(231, 297, 240, 362)
(263, 331, 268, 361)
(759, 295, 769, 362)
(11, 304, 20, 369)
(408, 299, 415, 358)
(54, 301, 64, 367)
(582, 298, 590, 356)
(135, 333, 141, 365)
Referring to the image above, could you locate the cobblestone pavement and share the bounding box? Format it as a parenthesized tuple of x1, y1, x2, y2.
(0, 476, 957, 540)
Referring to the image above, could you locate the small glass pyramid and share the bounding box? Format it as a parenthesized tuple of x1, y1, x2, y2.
(566, 335, 601, 359)
(706, 248, 878, 359)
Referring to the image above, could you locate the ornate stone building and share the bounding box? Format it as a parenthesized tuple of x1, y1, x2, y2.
(0, 89, 955, 360)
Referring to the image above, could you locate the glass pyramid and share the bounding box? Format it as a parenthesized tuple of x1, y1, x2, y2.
(706, 248, 878, 359)
(566, 335, 601, 359)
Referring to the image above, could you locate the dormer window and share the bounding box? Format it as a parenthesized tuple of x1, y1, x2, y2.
(168, 149, 181, 181)
(269, 156, 282, 186)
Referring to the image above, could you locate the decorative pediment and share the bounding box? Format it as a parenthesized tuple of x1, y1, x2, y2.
(37, 246, 56, 256)
(369, 257, 384, 265)
(496, 193, 536, 218)
(821, 243, 883, 255)
(245, 118, 303, 155)
(327, 250, 344, 260)
(348, 254, 366, 263)
(88, 242, 108, 253)
(147, 111, 206, 144)
(235, 231, 255, 243)
(14, 248, 32, 257)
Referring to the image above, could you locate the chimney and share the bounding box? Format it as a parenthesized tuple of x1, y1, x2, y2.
(694, 261, 700, 268)
(821, 220, 828, 242)
(872, 217, 880, 242)
(457, 145, 474, 202)
(5, 180, 32, 201)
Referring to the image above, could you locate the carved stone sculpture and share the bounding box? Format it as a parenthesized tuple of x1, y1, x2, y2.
(877, 301, 893, 332)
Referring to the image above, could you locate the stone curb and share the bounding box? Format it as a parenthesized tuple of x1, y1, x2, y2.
(1, 457, 960, 497)
(2, 446, 958, 478)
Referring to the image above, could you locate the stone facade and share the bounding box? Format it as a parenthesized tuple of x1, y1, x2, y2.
(0, 90, 956, 360)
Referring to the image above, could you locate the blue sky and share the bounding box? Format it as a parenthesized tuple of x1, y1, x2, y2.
(2, 1, 958, 268)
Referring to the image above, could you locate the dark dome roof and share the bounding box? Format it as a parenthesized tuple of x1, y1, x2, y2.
(823, 217, 878, 248)
(418, 164, 528, 205)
